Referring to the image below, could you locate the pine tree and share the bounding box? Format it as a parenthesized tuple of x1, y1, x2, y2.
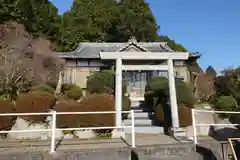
(55, 0, 118, 51)
(1, 0, 60, 39)
(112, 0, 159, 42)
(156, 36, 188, 52)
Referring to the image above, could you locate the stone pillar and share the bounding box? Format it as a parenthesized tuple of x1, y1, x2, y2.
(55, 70, 63, 95)
(115, 58, 122, 127)
(168, 58, 179, 128)
(72, 68, 77, 84)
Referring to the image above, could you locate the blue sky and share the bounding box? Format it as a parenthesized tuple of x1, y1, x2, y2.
(50, 0, 240, 72)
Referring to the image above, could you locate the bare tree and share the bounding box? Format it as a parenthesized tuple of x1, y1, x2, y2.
(0, 21, 64, 100)
(194, 70, 216, 102)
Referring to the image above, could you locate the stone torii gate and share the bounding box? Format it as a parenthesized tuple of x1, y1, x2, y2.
(100, 51, 189, 132)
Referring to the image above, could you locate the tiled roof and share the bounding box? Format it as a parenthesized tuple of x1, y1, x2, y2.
(54, 40, 177, 59)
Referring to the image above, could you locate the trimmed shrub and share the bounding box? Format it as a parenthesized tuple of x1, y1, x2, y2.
(54, 100, 80, 128)
(16, 91, 56, 122)
(122, 96, 131, 111)
(0, 100, 16, 131)
(155, 104, 164, 121)
(212, 96, 237, 118)
(55, 94, 115, 129)
(155, 104, 192, 127)
(61, 84, 74, 93)
(144, 77, 169, 110)
(144, 77, 197, 109)
(122, 96, 131, 120)
(175, 79, 197, 107)
(31, 84, 55, 94)
(178, 105, 192, 127)
(213, 96, 237, 111)
(145, 77, 169, 93)
(86, 70, 127, 95)
(61, 84, 83, 100)
(64, 90, 83, 100)
(46, 80, 58, 89)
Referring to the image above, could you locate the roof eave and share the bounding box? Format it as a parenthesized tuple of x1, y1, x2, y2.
(189, 52, 202, 60)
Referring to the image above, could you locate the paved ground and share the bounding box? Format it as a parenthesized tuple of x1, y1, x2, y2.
(0, 134, 181, 154)
(0, 134, 225, 160)
(125, 133, 179, 146)
(0, 133, 218, 155)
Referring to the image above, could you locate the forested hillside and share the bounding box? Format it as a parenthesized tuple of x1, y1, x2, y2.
(0, 0, 187, 52)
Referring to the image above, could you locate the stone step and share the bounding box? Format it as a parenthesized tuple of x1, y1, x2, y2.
(131, 106, 153, 112)
(124, 126, 164, 134)
(124, 119, 153, 126)
(130, 97, 145, 102)
(131, 101, 141, 107)
(127, 112, 156, 121)
(128, 112, 150, 119)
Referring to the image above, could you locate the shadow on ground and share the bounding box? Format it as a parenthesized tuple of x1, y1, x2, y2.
(196, 145, 223, 160)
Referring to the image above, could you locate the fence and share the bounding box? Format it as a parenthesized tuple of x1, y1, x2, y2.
(0, 110, 136, 153)
(192, 109, 240, 150)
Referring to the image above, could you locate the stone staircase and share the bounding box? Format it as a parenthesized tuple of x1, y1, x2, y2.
(124, 100, 164, 134)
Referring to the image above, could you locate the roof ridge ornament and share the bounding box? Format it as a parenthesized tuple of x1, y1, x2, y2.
(128, 36, 137, 44)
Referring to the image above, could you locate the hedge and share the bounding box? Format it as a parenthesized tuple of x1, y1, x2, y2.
(16, 91, 56, 122)
(55, 94, 115, 129)
(54, 100, 80, 128)
(0, 100, 16, 131)
(61, 84, 83, 100)
(178, 106, 192, 127)
(86, 70, 127, 95)
(155, 104, 192, 127)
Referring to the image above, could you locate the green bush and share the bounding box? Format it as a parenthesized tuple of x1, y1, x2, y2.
(61, 84, 83, 100)
(175, 79, 197, 107)
(46, 80, 58, 89)
(64, 90, 82, 100)
(86, 70, 127, 95)
(61, 84, 76, 93)
(145, 77, 169, 93)
(213, 96, 237, 118)
(31, 84, 55, 94)
(94, 129, 112, 138)
(144, 77, 169, 109)
(144, 77, 196, 109)
(214, 96, 237, 111)
(122, 96, 131, 120)
(122, 96, 131, 111)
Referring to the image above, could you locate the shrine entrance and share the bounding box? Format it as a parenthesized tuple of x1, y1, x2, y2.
(123, 70, 168, 97)
(100, 51, 189, 131)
